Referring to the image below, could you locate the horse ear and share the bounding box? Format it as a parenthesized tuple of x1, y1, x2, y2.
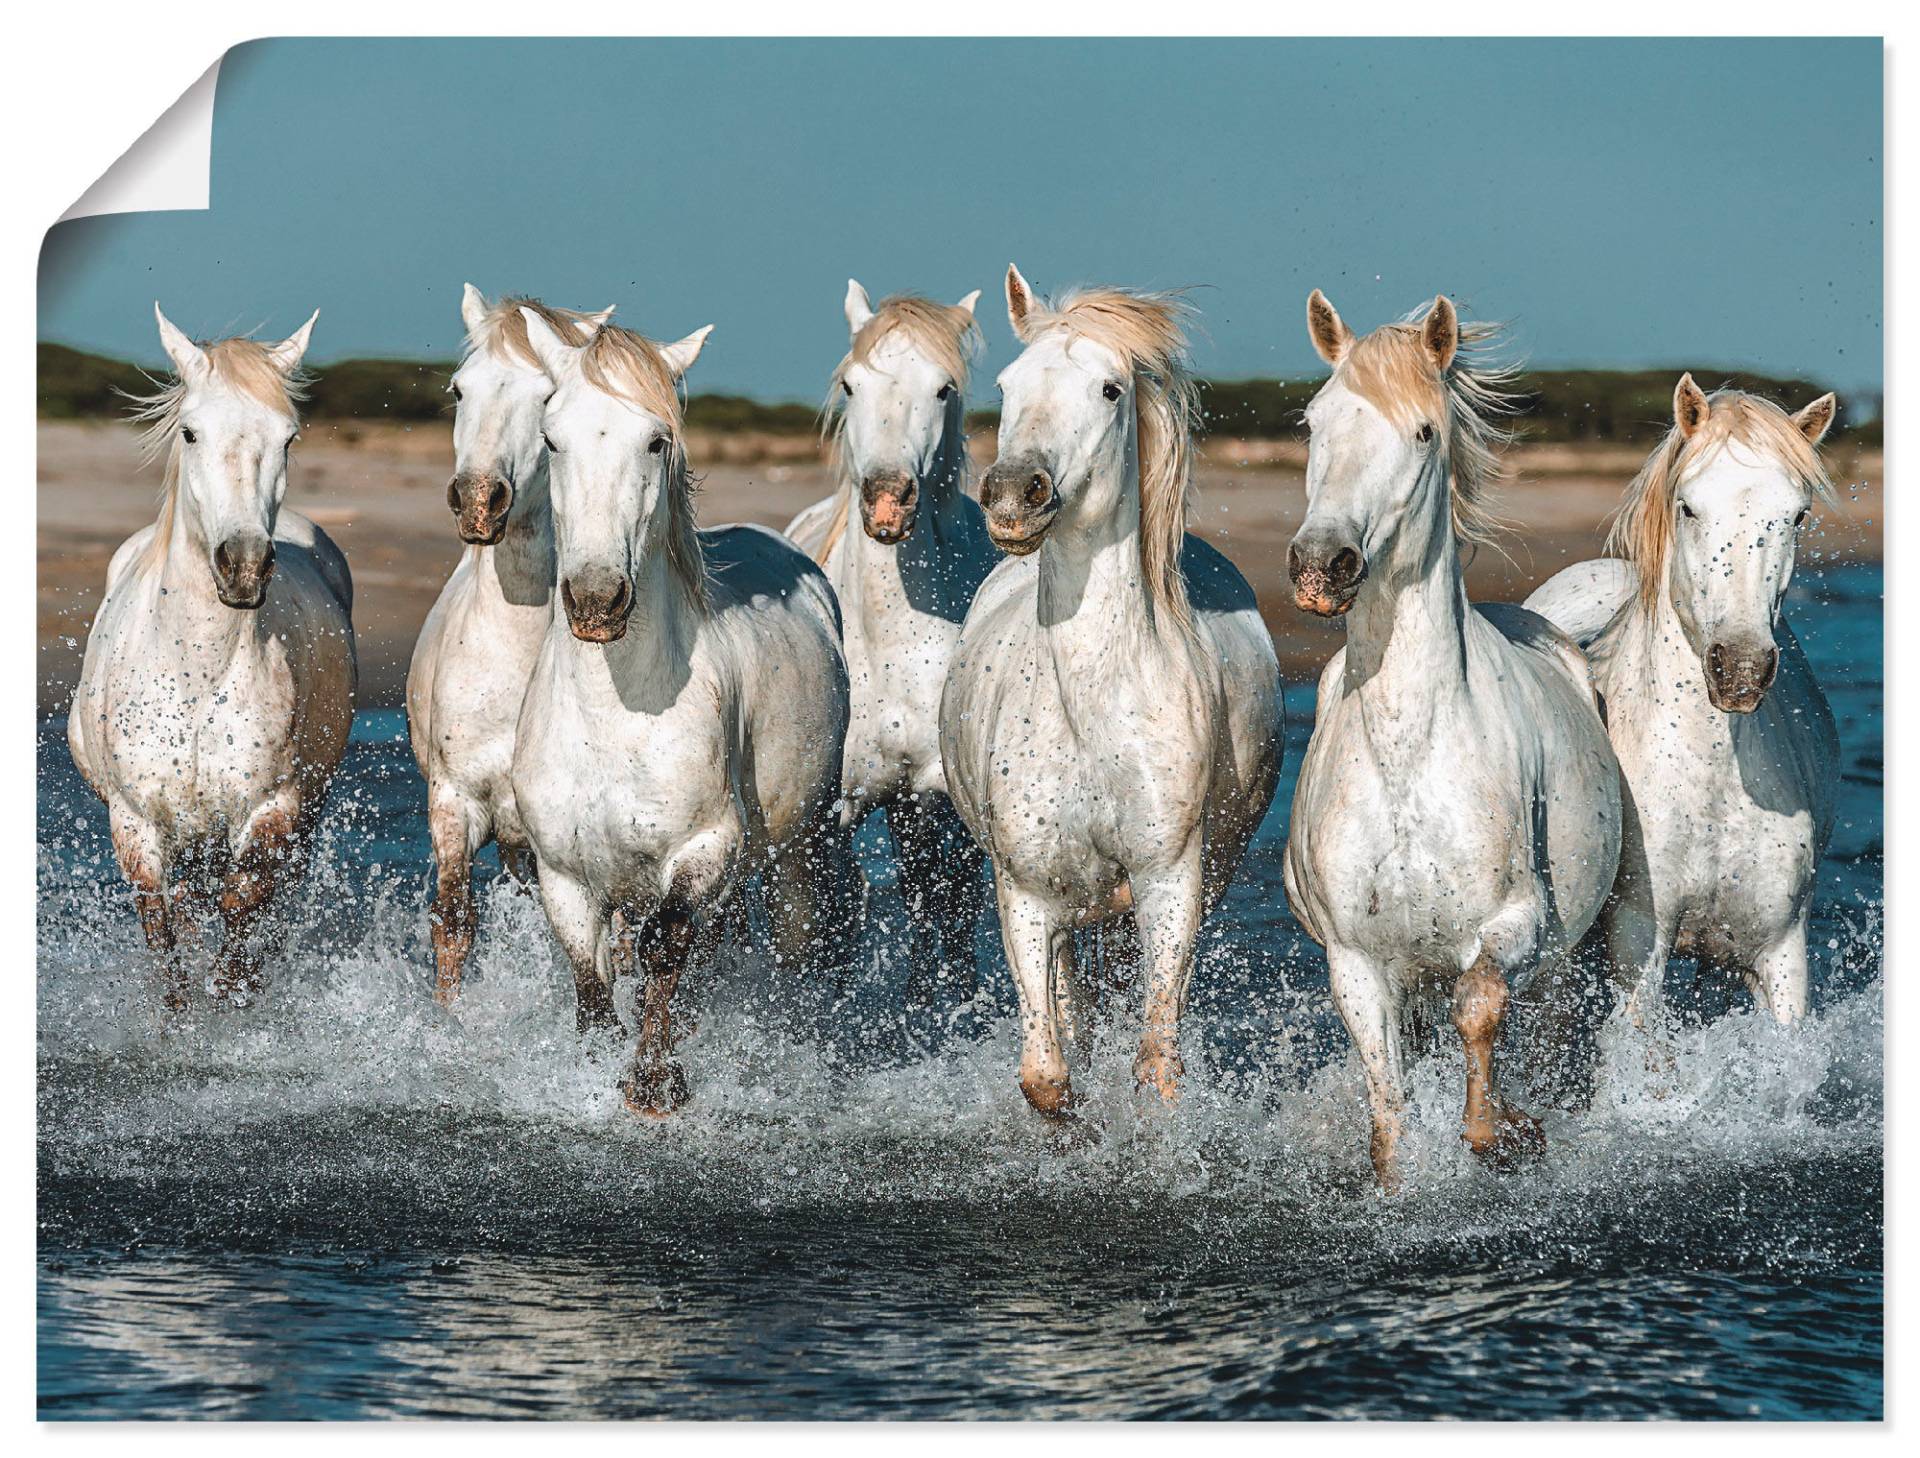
(519, 306, 579, 376)
(1305, 289, 1351, 366)
(1673, 373, 1711, 438)
(154, 302, 208, 380)
(1006, 263, 1035, 339)
(461, 282, 489, 335)
(1792, 392, 1837, 446)
(267, 310, 320, 375)
(956, 289, 981, 317)
(844, 279, 874, 336)
(659, 325, 713, 380)
(1420, 295, 1458, 372)
(573, 306, 616, 340)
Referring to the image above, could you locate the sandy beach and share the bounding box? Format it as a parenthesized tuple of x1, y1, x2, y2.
(36, 419, 1884, 713)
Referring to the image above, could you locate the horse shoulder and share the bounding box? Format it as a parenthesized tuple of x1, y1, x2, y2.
(275, 509, 355, 615)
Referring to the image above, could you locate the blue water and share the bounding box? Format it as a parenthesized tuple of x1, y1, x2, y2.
(36, 563, 1883, 1419)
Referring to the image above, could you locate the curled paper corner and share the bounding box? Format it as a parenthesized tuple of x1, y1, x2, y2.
(59, 55, 222, 223)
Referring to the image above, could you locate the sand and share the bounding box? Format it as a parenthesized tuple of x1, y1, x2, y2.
(36, 420, 1883, 713)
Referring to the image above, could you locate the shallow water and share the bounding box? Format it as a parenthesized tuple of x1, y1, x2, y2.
(37, 564, 1883, 1419)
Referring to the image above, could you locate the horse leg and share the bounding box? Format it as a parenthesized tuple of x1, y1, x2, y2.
(110, 807, 187, 1012)
(1452, 952, 1545, 1168)
(890, 794, 980, 1004)
(1131, 854, 1206, 1105)
(538, 867, 622, 1036)
(765, 820, 858, 975)
(997, 880, 1073, 1119)
(1327, 945, 1409, 1190)
(621, 905, 694, 1117)
(214, 805, 300, 1003)
(1752, 911, 1810, 1025)
(428, 792, 483, 1007)
(500, 843, 539, 892)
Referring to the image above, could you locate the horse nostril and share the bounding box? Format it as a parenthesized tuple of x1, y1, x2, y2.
(607, 578, 632, 617)
(258, 545, 275, 580)
(1330, 548, 1362, 588)
(1708, 643, 1727, 680)
(1025, 471, 1053, 508)
(447, 478, 463, 513)
(561, 579, 578, 617)
(486, 481, 510, 517)
(214, 540, 235, 580)
(1759, 649, 1780, 689)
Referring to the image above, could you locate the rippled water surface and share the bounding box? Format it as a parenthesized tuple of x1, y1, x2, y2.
(38, 565, 1883, 1419)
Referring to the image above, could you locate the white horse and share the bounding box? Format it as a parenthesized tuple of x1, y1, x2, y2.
(940, 266, 1284, 1118)
(509, 311, 858, 1113)
(68, 305, 356, 1007)
(1282, 292, 1622, 1186)
(784, 281, 999, 998)
(1525, 378, 1841, 1027)
(406, 286, 613, 1004)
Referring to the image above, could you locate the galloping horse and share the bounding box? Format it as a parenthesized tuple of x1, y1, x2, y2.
(1282, 292, 1621, 1187)
(785, 282, 998, 998)
(69, 305, 357, 1007)
(406, 286, 612, 1005)
(1526, 378, 1840, 1027)
(940, 266, 1284, 1118)
(510, 311, 858, 1113)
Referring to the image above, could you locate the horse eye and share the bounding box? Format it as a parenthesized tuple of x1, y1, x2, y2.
(450, 383, 462, 402)
(1679, 501, 1696, 520)
(936, 383, 953, 401)
(842, 380, 853, 398)
(542, 434, 559, 454)
(647, 436, 668, 456)
(1416, 422, 1435, 444)
(1102, 382, 1123, 402)
(180, 426, 197, 445)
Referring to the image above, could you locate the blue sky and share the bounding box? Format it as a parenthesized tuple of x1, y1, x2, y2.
(39, 37, 1882, 402)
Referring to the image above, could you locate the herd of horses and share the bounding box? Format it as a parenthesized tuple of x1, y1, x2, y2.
(64, 267, 1841, 1186)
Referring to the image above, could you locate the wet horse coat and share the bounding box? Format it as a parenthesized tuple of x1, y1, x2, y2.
(69, 306, 356, 1005)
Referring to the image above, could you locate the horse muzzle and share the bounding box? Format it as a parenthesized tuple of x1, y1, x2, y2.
(1288, 537, 1366, 618)
(859, 470, 920, 545)
(1705, 640, 1780, 713)
(980, 458, 1060, 557)
(449, 471, 514, 545)
(213, 536, 276, 609)
(561, 574, 633, 644)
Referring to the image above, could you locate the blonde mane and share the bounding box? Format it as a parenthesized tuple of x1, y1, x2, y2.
(125, 336, 309, 561)
(464, 295, 601, 371)
(1604, 389, 1835, 613)
(572, 323, 707, 606)
(1337, 308, 1519, 552)
(1016, 285, 1201, 635)
(814, 295, 982, 564)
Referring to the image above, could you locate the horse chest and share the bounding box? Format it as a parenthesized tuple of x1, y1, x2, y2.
(839, 594, 956, 794)
(1293, 701, 1532, 959)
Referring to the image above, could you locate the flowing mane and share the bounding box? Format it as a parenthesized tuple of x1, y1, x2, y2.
(464, 295, 601, 370)
(1604, 389, 1834, 613)
(125, 336, 309, 561)
(813, 295, 982, 564)
(1016, 285, 1200, 635)
(1338, 307, 1518, 552)
(574, 323, 707, 605)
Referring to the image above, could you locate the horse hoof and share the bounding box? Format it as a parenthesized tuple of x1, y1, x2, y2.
(621, 1061, 689, 1118)
(1020, 1072, 1076, 1122)
(1468, 1105, 1545, 1170)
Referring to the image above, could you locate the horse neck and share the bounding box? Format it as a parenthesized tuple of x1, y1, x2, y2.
(479, 457, 556, 596)
(838, 411, 974, 600)
(1340, 456, 1472, 722)
(1034, 449, 1176, 710)
(1595, 564, 1725, 743)
(146, 485, 257, 646)
(552, 542, 705, 712)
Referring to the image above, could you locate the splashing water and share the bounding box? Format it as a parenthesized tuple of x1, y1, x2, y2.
(37, 566, 1883, 1418)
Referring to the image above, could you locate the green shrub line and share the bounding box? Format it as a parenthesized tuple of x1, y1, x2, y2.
(37, 342, 1881, 448)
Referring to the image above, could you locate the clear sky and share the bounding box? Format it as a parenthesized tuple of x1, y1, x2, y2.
(39, 37, 1882, 402)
